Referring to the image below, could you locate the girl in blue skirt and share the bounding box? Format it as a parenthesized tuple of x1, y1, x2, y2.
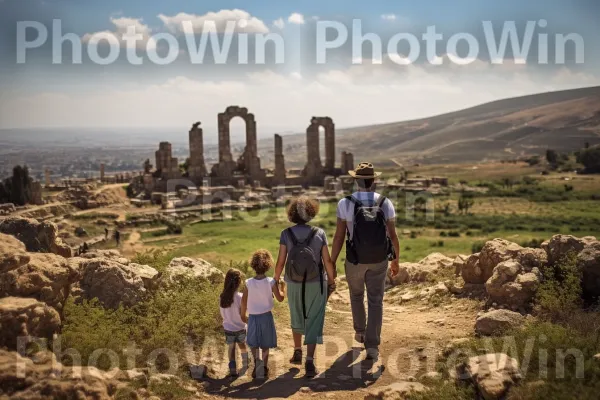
(241, 249, 285, 379)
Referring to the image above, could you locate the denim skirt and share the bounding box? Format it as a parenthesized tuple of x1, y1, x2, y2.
(247, 311, 277, 349)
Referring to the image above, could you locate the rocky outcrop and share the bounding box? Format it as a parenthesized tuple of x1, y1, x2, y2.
(164, 257, 224, 283)
(389, 253, 454, 286)
(0, 297, 61, 350)
(0, 217, 72, 258)
(0, 250, 79, 312)
(0, 233, 31, 273)
(543, 234, 596, 265)
(0, 350, 120, 399)
(462, 239, 546, 284)
(461, 353, 522, 400)
(453, 254, 468, 276)
(576, 242, 600, 299)
(78, 249, 130, 265)
(475, 309, 525, 336)
(76, 258, 159, 309)
(485, 261, 541, 309)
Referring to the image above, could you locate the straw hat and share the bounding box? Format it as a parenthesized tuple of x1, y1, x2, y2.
(348, 162, 382, 179)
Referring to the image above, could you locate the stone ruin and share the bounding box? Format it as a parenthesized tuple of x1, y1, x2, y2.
(148, 106, 355, 191)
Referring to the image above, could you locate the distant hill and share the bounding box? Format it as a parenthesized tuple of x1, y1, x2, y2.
(264, 86, 600, 167)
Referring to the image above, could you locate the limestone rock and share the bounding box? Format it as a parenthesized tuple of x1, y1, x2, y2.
(0, 217, 72, 258)
(0, 349, 119, 399)
(0, 297, 61, 350)
(462, 254, 484, 284)
(462, 353, 521, 400)
(453, 254, 469, 276)
(78, 249, 130, 265)
(576, 242, 600, 299)
(165, 257, 224, 283)
(0, 233, 30, 273)
(364, 381, 427, 399)
(0, 252, 79, 311)
(418, 252, 454, 271)
(485, 261, 540, 308)
(78, 258, 158, 308)
(545, 234, 596, 265)
(475, 310, 525, 336)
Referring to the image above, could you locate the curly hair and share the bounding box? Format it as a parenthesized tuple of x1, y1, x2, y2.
(287, 196, 320, 224)
(220, 269, 242, 308)
(250, 249, 274, 275)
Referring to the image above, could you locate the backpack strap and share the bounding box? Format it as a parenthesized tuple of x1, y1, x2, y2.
(304, 226, 319, 245)
(286, 227, 299, 246)
(376, 196, 387, 208)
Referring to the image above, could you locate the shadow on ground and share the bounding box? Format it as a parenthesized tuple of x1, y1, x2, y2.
(198, 349, 384, 399)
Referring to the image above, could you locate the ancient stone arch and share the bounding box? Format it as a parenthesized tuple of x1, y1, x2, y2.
(212, 106, 264, 182)
(304, 117, 336, 184)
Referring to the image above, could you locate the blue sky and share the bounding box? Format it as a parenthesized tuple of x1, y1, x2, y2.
(0, 0, 599, 130)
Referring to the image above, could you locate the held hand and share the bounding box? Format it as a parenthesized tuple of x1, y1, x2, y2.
(389, 259, 400, 277)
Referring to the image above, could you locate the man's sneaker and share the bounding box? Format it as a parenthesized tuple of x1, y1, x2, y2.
(365, 348, 379, 362)
(290, 349, 303, 364)
(354, 333, 365, 344)
(305, 360, 319, 378)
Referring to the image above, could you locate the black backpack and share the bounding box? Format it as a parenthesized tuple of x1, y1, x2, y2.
(285, 226, 324, 318)
(346, 196, 390, 264)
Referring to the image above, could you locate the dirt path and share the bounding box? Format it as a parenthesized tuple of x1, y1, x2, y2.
(122, 230, 144, 257)
(199, 282, 479, 399)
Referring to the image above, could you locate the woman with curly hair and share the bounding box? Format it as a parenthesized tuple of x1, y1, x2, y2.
(273, 196, 337, 378)
(240, 249, 285, 380)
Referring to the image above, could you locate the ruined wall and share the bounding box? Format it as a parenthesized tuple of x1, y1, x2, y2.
(188, 122, 207, 182)
(341, 151, 355, 175)
(155, 142, 180, 180)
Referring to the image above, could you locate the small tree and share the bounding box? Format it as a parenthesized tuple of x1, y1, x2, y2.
(546, 149, 558, 165)
(458, 193, 475, 215)
(579, 146, 600, 173)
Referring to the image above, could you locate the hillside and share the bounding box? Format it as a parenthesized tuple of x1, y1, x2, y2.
(265, 86, 600, 166)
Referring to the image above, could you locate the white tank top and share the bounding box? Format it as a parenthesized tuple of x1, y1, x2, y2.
(246, 277, 275, 315)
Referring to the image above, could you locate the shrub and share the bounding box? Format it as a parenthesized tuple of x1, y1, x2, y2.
(471, 240, 486, 254)
(447, 231, 461, 238)
(535, 253, 582, 322)
(166, 221, 183, 235)
(61, 276, 221, 371)
(131, 250, 172, 273)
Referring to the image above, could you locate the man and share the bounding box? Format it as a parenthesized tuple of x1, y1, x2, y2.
(114, 230, 121, 246)
(104, 227, 109, 240)
(331, 162, 400, 361)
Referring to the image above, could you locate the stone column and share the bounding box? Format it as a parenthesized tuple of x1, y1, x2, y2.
(325, 120, 335, 171)
(189, 122, 207, 180)
(218, 113, 233, 163)
(274, 134, 286, 185)
(100, 163, 105, 182)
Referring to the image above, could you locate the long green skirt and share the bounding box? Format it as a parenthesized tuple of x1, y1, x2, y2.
(287, 281, 327, 345)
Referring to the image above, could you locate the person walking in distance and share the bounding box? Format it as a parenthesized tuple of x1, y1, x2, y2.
(331, 162, 401, 361)
(114, 230, 121, 246)
(104, 227, 109, 240)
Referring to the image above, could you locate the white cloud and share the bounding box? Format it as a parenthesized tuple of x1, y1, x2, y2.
(3, 65, 597, 130)
(288, 13, 305, 25)
(273, 18, 285, 30)
(381, 14, 397, 21)
(82, 17, 156, 50)
(158, 9, 269, 34)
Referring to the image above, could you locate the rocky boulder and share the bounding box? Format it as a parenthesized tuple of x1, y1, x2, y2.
(164, 257, 224, 283)
(0, 217, 72, 258)
(0, 297, 61, 350)
(475, 309, 525, 336)
(364, 381, 427, 399)
(389, 253, 454, 286)
(485, 261, 541, 309)
(453, 254, 469, 276)
(576, 241, 600, 299)
(543, 234, 597, 265)
(463, 239, 546, 284)
(78, 249, 130, 265)
(0, 252, 79, 312)
(0, 350, 120, 399)
(0, 233, 30, 273)
(77, 258, 159, 309)
(461, 353, 521, 400)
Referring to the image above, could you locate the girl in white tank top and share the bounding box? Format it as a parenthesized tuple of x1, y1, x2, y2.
(241, 249, 285, 379)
